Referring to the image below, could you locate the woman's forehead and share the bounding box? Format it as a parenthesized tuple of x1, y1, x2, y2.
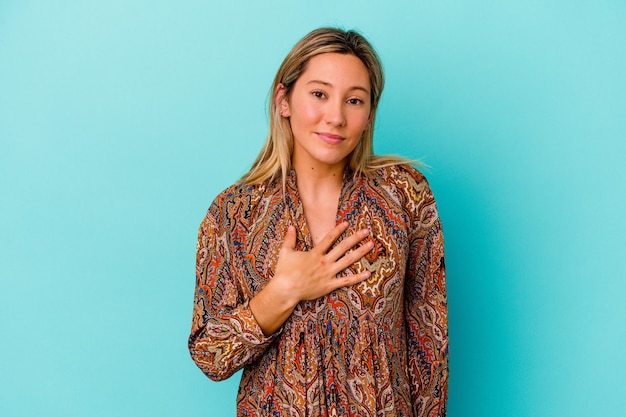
(297, 53, 371, 93)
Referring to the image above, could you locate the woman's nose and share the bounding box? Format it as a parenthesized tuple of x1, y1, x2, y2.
(324, 100, 346, 127)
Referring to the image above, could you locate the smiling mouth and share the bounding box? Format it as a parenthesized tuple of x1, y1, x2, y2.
(317, 132, 344, 144)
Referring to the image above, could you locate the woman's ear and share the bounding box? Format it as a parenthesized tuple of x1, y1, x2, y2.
(275, 83, 291, 117)
(365, 111, 373, 130)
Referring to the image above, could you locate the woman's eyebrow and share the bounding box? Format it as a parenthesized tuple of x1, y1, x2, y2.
(306, 79, 370, 94)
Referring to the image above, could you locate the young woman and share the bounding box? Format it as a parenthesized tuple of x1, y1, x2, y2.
(189, 27, 448, 417)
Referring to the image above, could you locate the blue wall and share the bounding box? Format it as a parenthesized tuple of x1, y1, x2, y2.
(1, 1, 625, 416)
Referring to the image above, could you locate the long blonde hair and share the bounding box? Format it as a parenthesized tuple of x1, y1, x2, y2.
(240, 27, 413, 186)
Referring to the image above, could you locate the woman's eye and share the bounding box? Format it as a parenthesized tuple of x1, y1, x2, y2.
(348, 98, 364, 105)
(312, 91, 325, 99)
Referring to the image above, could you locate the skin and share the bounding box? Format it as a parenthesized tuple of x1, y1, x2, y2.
(284, 52, 372, 176)
(249, 53, 375, 336)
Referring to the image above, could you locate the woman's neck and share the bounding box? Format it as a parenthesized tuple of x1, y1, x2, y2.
(293, 161, 345, 198)
(292, 161, 346, 246)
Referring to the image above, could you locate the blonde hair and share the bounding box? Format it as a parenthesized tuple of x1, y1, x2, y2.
(240, 27, 413, 186)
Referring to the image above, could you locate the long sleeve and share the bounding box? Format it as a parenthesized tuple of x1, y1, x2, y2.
(188, 197, 276, 381)
(403, 172, 449, 417)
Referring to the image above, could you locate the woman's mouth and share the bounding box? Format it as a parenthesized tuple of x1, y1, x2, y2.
(317, 132, 344, 145)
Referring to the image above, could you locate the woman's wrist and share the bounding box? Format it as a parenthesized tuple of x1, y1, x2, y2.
(249, 278, 299, 336)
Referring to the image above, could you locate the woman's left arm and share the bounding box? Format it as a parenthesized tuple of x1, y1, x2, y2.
(403, 169, 449, 416)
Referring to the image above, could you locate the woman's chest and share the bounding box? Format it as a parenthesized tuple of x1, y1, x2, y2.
(239, 193, 411, 313)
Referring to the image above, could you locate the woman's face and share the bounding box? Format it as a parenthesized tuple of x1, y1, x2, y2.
(279, 52, 372, 173)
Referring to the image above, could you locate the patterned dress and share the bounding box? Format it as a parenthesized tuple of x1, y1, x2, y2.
(189, 164, 448, 417)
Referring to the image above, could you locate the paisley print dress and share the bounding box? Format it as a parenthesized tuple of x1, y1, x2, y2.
(189, 164, 448, 417)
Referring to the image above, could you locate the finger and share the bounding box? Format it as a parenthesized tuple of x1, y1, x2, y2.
(281, 225, 297, 251)
(331, 269, 372, 291)
(331, 240, 375, 273)
(326, 228, 371, 260)
(315, 221, 349, 253)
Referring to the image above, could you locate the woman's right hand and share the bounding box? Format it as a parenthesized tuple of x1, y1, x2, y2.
(249, 221, 373, 335)
(275, 221, 373, 303)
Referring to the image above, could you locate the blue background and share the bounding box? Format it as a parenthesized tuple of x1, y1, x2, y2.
(1, 1, 625, 416)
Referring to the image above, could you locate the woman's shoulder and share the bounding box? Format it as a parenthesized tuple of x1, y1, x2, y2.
(206, 179, 277, 226)
(368, 163, 437, 209)
(371, 163, 429, 189)
(211, 179, 270, 208)
(212, 181, 264, 202)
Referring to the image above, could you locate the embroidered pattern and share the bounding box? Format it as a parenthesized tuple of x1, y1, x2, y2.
(189, 165, 448, 417)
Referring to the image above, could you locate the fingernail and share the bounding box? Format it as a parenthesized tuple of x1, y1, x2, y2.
(362, 228, 370, 236)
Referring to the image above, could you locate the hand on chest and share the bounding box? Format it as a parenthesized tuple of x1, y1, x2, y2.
(244, 201, 409, 312)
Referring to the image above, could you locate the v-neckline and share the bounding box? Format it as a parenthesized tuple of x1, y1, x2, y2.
(286, 168, 351, 250)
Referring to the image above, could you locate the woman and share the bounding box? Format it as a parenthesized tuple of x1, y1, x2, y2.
(189, 27, 448, 417)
